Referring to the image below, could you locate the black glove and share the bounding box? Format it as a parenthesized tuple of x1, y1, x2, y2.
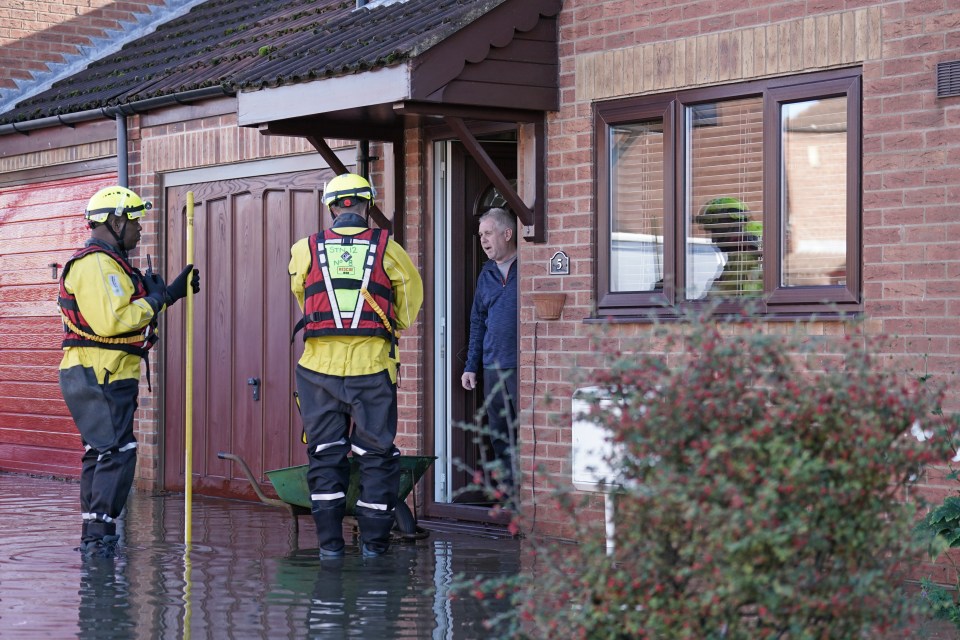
(189, 267, 201, 294)
(164, 264, 198, 306)
(144, 272, 165, 296)
(143, 272, 167, 309)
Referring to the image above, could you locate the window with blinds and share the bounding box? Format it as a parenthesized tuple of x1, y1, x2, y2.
(686, 96, 764, 300)
(595, 68, 861, 318)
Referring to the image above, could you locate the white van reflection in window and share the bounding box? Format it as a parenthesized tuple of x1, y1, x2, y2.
(610, 232, 723, 300)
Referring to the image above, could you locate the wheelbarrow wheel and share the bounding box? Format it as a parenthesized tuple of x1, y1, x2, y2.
(393, 501, 429, 541)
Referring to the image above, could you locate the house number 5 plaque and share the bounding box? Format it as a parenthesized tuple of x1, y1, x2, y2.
(550, 251, 569, 275)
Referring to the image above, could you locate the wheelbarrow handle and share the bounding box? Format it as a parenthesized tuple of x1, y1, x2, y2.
(218, 451, 290, 510)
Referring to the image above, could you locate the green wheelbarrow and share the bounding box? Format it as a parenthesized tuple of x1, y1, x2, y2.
(218, 452, 436, 541)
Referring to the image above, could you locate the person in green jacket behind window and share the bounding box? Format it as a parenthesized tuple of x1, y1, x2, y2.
(695, 196, 763, 297)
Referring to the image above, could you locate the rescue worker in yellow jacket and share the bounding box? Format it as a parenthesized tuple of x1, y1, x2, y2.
(289, 173, 423, 558)
(58, 185, 199, 558)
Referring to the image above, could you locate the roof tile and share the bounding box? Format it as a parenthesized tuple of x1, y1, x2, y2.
(1, 0, 506, 124)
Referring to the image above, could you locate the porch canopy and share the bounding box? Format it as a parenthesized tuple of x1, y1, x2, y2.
(237, 0, 561, 241)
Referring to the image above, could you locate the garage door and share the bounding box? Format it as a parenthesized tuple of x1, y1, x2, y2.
(0, 173, 117, 477)
(163, 168, 340, 500)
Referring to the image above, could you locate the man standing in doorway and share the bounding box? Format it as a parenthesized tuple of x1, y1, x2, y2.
(461, 207, 518, 502)
(59, 185, 199, 558)
(290, 173, 423, 558)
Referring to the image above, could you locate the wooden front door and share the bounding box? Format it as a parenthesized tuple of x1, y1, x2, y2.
(163, 168, 335, 499)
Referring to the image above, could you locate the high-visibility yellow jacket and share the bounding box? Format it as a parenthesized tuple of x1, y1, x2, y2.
(59, 244, 160, 384)
(289, 224, 422, 383)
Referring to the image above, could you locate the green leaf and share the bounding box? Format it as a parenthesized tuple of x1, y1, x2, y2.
(927, 496, 960, 525)
(945, 529, 960, 548)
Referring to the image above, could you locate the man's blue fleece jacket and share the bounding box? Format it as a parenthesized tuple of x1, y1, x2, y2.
(465, 258, 517, 372)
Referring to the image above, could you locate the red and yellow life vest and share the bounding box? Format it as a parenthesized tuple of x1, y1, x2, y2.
(58, 242, 157, 357)
(301, 227, 397, 340)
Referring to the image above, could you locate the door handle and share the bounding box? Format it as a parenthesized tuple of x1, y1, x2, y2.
(247, 377, 261, 401)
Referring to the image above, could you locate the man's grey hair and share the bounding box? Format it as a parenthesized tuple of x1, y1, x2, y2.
(480, 207, 517, 242)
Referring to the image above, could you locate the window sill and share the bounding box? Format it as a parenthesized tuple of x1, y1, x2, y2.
(585, 308, 863, 325)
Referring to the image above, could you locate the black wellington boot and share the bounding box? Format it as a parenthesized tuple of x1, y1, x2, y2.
(312, 505, 346, 557)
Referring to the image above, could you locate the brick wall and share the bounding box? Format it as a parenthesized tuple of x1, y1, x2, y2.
(395, 128, 426, 460)
(0, 0, 165, 96)
(863, 1, 960, 393)
(520, 0, 960, 539)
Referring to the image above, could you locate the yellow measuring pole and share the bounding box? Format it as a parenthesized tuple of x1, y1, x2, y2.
(181, 192, 196, 639)
(184, 191, 195, 545)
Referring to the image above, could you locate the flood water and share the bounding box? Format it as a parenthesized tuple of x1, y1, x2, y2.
(0, 473, 520, 639)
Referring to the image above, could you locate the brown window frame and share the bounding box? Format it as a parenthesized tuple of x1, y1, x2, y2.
(594, 68, 862, 320)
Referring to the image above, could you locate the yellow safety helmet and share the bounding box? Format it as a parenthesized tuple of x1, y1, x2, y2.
(85, 186, 152, 223)
(322, 173, 374, 208)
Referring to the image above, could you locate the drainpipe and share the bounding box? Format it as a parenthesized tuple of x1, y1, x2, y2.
(116, 114, 128, 187)
(357, 139, 371, 180)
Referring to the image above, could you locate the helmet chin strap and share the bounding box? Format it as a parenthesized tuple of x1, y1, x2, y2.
(105, 217, 129, 254)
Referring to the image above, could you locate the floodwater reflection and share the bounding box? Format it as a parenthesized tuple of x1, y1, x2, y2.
(0, 473, 519, 639)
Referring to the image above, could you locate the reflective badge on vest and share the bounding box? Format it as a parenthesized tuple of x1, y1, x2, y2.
(332, 245, 367, 278)
(298, 228, 395, 341)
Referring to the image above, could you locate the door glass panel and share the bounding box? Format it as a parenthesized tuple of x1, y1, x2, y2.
(477, 180, 517, 214)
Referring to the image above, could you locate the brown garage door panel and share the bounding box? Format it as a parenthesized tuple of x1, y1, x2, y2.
(1, 220, 88, 250)
(1, 379, 67, 401)
(0, 173, 117, 478)
(1, 397, 72, 419)
(262, 187, 310, 477)
(0, 342, 63, 367)
(0, 444, 81, 476)
(0, 282, 62, 316)
(0, 417, 78, 444)
(163, 168, 335, 499)
(190, 475, 265, 503)
(0, 177, 108, 212)
(0, 317, 62, 348)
